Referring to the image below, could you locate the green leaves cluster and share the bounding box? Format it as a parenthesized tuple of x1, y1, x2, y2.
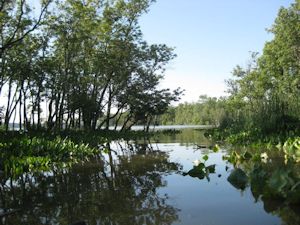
(282, 137, 300, 163)
(219, 1, 300, 137)
(183, 154, 216, 181)
(223, 147, 300, 204)
(223, 150, 256, 166)
(158, 95, 226, 126)
(0, 0, 181, 132)
(0, 136, 98, 178)
(183, 163, 216, 181)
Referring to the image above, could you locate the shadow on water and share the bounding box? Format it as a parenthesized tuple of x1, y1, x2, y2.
(0, 141, 181, 225)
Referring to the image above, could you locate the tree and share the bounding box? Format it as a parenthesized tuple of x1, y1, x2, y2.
(0, 0, 51, 55)
(0, 0, 181, 131)
(219, 0, 300, 136)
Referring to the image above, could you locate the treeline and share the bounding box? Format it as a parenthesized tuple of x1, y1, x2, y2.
(161, 1, 300, 140)
(221, 1, 300, 138)
(158, 95, 226, 126)
(0, 0, 181, 132)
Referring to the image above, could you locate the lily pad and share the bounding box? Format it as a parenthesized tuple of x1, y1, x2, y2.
(183, 166, 206, 179)
(206, 164, 216, 173)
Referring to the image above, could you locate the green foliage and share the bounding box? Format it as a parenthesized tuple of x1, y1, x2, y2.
(212, 144, 220, 152)
(183, 163, 216, 180)
(183, 156, 216, 181)
(223, 147, 300, 203)
(202, 154, 209, 161)
(0, 140, 181, 225)
(0, 128, 166, 178)
(0, 0, 181, 132)
(158, 95, 226, 126)
(282, 138, 300, 163)
(0, 134, 98, 178)
(210, 1, 300, 141)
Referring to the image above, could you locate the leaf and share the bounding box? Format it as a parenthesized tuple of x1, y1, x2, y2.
(102, 148, 110, 154)
(183, 163, 206, 179)
(202, 155, 209, 161)
(213, 144, 220, 152)
(206, 164, 216, 173)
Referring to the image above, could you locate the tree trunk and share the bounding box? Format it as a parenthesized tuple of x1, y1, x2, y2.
(105, 87, 112, 130)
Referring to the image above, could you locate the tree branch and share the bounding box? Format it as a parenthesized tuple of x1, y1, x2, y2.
(0, 0, 52, 52)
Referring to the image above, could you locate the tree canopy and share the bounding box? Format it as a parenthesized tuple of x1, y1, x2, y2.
(218, 0, 300, 137)
(0, 0, 182, 131)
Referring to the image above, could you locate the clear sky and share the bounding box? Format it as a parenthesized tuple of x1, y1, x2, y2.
(139, 0, 294, 103)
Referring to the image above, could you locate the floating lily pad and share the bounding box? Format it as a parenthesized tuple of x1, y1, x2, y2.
(183, 165, 206, 180)
(206, 164, 216, 173)
(183, 163, 216, 180)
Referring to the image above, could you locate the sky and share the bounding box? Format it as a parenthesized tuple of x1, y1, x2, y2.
(139, 0, 294, 103)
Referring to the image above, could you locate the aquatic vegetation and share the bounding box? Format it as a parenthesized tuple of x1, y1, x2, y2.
(282, 138, 300, 163)
(0, 129, 175, 179)
(211, 144, 220, 152)
(0, 136, 99, 178)
(183, 163, 216, 180)
(222, 150, 259, 167)
(1, 128, 299, 225)
(183, 154, 216, 181)
(223, 148, 300, 204)
(209, 127, 300, 165)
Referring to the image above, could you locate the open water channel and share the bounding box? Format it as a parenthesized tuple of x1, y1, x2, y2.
(1, 128, 299, 225)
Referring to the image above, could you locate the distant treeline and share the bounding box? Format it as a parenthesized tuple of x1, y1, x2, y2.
(161, 1, 300, 139)
(0, 0, 181, 132)
(157, 95, 226, 126)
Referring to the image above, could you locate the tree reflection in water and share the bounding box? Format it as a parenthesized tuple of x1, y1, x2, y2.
(0, 141, 181, 225)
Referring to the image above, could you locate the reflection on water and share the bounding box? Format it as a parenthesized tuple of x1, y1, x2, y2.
(0, 143, 180, 225)
(153, 128, 213, 147)
(1, 129, 299, 225)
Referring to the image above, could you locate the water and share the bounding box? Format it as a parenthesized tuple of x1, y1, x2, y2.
(111, 124, 214, 131)
(0, 129, 299, 225)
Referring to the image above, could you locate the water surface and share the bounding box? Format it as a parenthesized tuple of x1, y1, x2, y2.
(1, 129, 299, 225)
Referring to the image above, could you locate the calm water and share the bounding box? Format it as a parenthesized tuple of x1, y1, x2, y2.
(111, 124, 214, 131)
(1, 129, 299, 225)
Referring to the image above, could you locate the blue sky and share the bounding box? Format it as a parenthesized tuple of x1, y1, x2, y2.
(139, 0, 294, 103)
